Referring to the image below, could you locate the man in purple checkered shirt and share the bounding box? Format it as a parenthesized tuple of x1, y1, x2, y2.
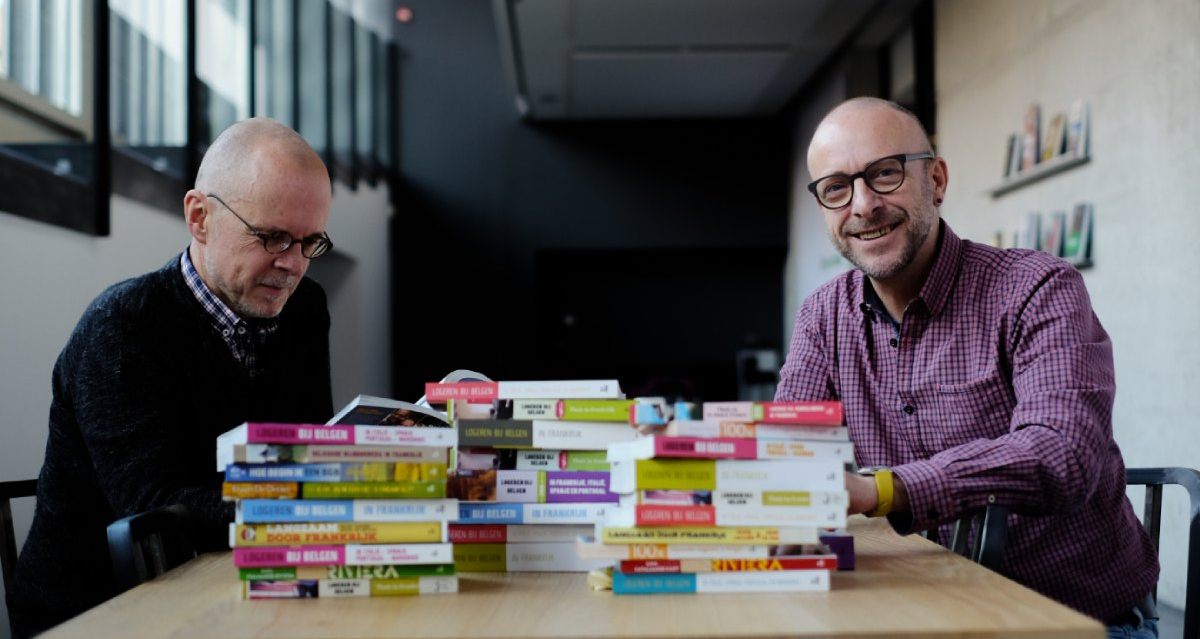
(776, 98, 1159, 635)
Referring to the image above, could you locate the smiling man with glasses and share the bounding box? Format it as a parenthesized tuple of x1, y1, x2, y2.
(10, 118, 336, 639)
(776, 97, 1159, 637)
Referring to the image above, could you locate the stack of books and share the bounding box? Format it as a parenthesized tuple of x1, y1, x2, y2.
(216, 420, 459, 599)
(427, 379, 639, 572)
(583, 400, 854, 594)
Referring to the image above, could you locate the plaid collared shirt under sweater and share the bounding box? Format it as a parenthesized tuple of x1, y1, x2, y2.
(181, 250, 278, 375)
(775, 221, 1158, 621)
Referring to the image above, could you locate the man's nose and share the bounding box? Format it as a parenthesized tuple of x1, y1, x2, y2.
(849, 177, 883, 217)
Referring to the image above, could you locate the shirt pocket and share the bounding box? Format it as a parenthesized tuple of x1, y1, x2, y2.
(925, 374, 1014, 450)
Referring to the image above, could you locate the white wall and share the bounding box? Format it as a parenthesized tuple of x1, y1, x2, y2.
(784, 0, 1199, 610)
(0, 182, 392, 637)
(936, 0, 1200, 608)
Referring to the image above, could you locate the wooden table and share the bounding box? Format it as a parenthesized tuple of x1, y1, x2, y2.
(40, 517, 1103, 639)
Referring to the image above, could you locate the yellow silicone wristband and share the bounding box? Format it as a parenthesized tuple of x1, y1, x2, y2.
(865, 469, 894, 517)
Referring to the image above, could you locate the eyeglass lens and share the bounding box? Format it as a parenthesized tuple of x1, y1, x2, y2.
(815, 157, 907, 209)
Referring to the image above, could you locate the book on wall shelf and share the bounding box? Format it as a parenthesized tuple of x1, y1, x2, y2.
(1064, 100, 1090, 158)
(1062, 203, 1094, 267)
(1020, 103, 1041, 172)
(1040, 211, 1066, 257)
(1015, 211, 1041, 250)
(1040, 112, 1067, 163)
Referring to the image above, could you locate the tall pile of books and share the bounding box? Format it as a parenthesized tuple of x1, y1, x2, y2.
(426, 379, 639, 572)
(581, 400, 854, 594)
(216, 419, 459, 599)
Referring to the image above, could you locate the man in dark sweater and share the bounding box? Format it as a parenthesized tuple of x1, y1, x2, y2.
(8, 118, 336, 638)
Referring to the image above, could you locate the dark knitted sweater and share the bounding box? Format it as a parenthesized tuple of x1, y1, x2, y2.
(8, 255, 333, 637)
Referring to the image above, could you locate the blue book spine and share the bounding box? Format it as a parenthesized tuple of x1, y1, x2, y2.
(238, 499, 353, 522)
(225, 463, 347, 482)
(612, 572, 699, 594)
(457, 503, 525, 524)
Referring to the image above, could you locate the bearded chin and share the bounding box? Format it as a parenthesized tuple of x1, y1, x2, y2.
(835, 209, 935, 281)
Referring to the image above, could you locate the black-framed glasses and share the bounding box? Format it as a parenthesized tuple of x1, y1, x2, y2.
(807, 152, 934, 210)
(206, 193, 333, 259)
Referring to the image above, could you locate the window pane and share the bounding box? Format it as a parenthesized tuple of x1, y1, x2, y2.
(110, 0, 186, 147)
(354, 24, 373, 171)
(196, 0, 248, 144)
(253, 0, 294, 125)
(296, 0, 327, 156)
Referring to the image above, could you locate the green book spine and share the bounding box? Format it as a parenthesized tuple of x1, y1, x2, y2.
(557, 400, 637, 422)
(636, 459, 717, 490)
(452, 543, 506, 571)
(457, 420, 535, 448)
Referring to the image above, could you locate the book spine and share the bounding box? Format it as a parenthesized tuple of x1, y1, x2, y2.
(457, 502, 611, 524)
(544, 471, 617, 503)
(713, 460, 844, 491)
(612, 569, 830, 594)
(222, 482, 298, 500)
(697, 402, 843, 425)
(531, 421, 638, 451)
(225, 462, 445, 483)
(599, 525, 819, 545)
(233, 543, 454, 567)
(231, 521, 448, 546)
(496, 379, 623, 399)
(424, 382, 499, 402)
(627, 504, 718, 527)
(457, 420, 535, 448)
(513, 449, 610, 471)
(608, 459, 717, 493)
(229, 444, 448, 464)
(575, 535, 772, 561)
(506, 542, 614, 572)
(242, 576, 458, 599)
(618, 556, 839, 574)
(235, 499, 459, 523)
(240, 563, 456, 580)
(300, 481, 448, 500)
(555, 400, 637, 422)
(510, 399, 556, 420)
(755, 440, 854, 463)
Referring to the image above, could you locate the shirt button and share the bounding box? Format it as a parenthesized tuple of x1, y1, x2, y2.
(222, 329, 231, 337)
(927, 508, 939, 519)
(236, 326, 247, 335)
(889, 338, 898, 348)
(903, 405, 915, 415)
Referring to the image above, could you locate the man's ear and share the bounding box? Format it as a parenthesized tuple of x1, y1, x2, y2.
(930, 157, 949, 203)
(184, 190, 209, 242)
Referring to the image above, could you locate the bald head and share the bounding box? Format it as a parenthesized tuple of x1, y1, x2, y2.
(807, 98, 933, 174)
(195, 117, 329, 198)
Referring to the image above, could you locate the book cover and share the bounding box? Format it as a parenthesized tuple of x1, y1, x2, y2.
(233, 543, 454, 567)
(617, 555, 838, 574)
(1065, 100, 1089, 157)
(1004, 133, 1020, 178)
(240, 563, 456, 581)
(231, 521, 448, 547)
(300, 481, 447, 500)
(598, 525, 818, 546)
(234, 498, 459, 523)
(1063, 203, 1094, 266)
(1016, 211, 1041, 250)
(611, 569, 830, 594)
(328, 394, 451, 428)
(1040, 210, 1066, 257)
(1020, 103, 1041, 171)
(225, 462, 445, 483)
(1041, 112, 1066, 162)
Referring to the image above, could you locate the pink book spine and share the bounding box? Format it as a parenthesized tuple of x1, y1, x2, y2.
(244, 423, 356, 445)
(425, 382, 499, 401)
(635, 505, 717, 527)
(234, 545, 345, 567)
(758, 402, 844, 425)
(654, 437, 757, 459)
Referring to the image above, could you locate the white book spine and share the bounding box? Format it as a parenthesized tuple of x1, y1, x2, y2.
(497, 380, 623, 399)
(503, 524, 595, 543)
(524, 503, 610, 524)
(505, 542, 614, 572)
(714, 460, 844, 491)
(343, 543, 453, 565)
(755, 440, 854, 463)
(352, 499, 460, 522)
(532, 421, 638, 451)
(695, 569, 830, 593)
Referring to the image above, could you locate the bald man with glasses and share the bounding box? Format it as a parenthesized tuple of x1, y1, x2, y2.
(777, 98, 1159, 637)
(9, 118, 335, 638)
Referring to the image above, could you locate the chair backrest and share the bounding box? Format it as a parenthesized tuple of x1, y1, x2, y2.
(1125, 466, 1200, 639)
(1, 478, 37, 595)
(106, 504, 198, 595)
(947, 503, 1009, 572)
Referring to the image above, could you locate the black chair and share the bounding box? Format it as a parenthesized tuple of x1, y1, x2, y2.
(945, 502, 1009, 572)
(1, 478, 37, 595)
(1126, 467, 1200, 639)
(106, 504, 198, 594)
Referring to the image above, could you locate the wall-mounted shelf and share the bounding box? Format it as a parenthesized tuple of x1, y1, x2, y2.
(988, 152, 1090, 198)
